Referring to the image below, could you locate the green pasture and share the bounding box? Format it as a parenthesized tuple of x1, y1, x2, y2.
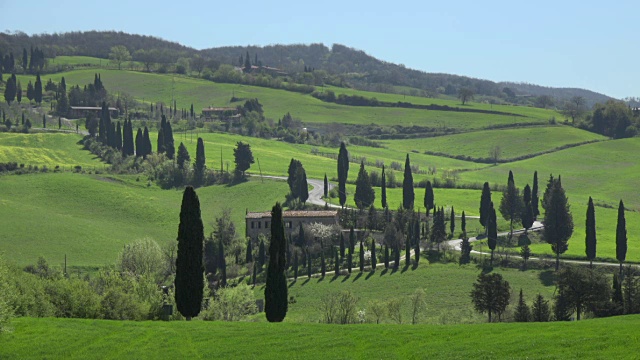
(15, 68, 550, 129)
(267, 261, 556, 324)
(0, 173, 288, 267)
(0, 133, 103, 168)
(381, 126, 607, 161)
(2, 315, 639, 359)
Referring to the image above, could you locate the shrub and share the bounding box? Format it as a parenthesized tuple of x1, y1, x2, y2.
(202, 283, 258, 321)
(320, 290, 359, 324)
(117, 238, 164, 280)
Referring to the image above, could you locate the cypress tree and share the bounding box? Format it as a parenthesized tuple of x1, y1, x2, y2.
(522, 184, 534, 231)
(499, 170, 523, 239)
(26, 81, 33, 103)
(616, 200, 627, 275)
(265, 202, 288, 322)
(371, 239, 377, 270)
(337, 142, 349, 208)
(115, 121, 122, 150)
(16, 81, 22, 104)
(394, 244, 400, 269)
(354, 161, 375, 209)
(414, 229, 420, 264)
(174, 186, 205, 320)
(384, 245, 389, 269)
(585, 196, 597, 267)
(258, 239, 266, 269)
(450, 206, 455, 237)
(339, 232, 345, 260)
(349, 227, 355, 254)
(34, 73, 42, 104)
(143, 126, 152, 157)
(42, 114, 46, 128)
(218, 240, 227, 287)
(194, 137, 206, 186)
(479, 182, 492, 229)
(488, 202, 497, 267)
(405, 234, 410, 265)
(323, 173, 328, 198)
(4, 75, 16, 104)
(531, 294, 550, 322)
(359, 241, 365, 272)
(135, 128, 143, 157)
(543, 176, 573, 271)
(164, 121, 175, 160)
(514, 289, 531, 322)
(295, 166, 309, 203)
(381, 165, 387, 209)
(424, 180, 434, 216)
(177, 142, 190, 169)
(246, 239, 253, 263)
(334, 248, 340, 275)
(402, 154, 414, 209)
(58, 117, 62, 129)
(347, 252, 352, 274)
(157, 127, 166, 154)
(460, 236, 472, 265)
(461, 210, 467, 238)
(532, 171, 540, 219)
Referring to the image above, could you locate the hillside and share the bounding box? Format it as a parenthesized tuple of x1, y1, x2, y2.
(1, 316, 639, 359)
(500, 82, 614, 107)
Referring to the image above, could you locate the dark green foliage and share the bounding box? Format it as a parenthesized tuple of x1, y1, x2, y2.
(337, 142, 349, 208)
(307, 250, 312, 279)
(339, 232, 345, 260)
(449, 207, 455, 236)
(287, 159, 302, 195)
(234, 141, 254, 178)
(26, 81, 34, 102)
(295, 166, 309, 203)
(402, 154, 414, 210)
(175, 186, 205, 320)
(381, 165, 387, 208)
(293, 252, 298, 281)
(394, 244, 400, 270)
(258, 239, 266, 269)
(405, 235, 410, 265)
(612, 273, 624, 312)
(347, 252, 352, 274)
(616, 200, 627, 271)
(470, 272, 511, 323)
(142, 126, 152, 157)
(461, 210, 466, 236)
(134, 128, 143, 157)
(177, 142, 190, 169)
(414, 232, 420, 264)
(245, 239, 253, 263)
(556, 266, 610, 320)
(359, 241, 365, 272)
(514, 289, 531, 322)
(323, 173, 328, 198)
(531, 294, 551, 322)
(264, 202, 288, 322)
(34, 73, 43, 104)
(218, 240, 227, 287)
(521, 184, 534, 230)
(42, 114, 46, 128)
(295, 223, 305, 248)
(334, 249, 339, 275)
(349, 227, 355, 254)
(585, 196, 597, 265)
(430, 207, 447, 252)
(115, 122, 122, 150)
(479, 182, 492, 228)
(4, 74, 16, 104)
(354, 161, 375, 209)
(371, 239, 377, 270)
(532, 171, 540, 219)
(122, 119, 135, 156)
(424, 180, 434, 216)
(384, 245, 389, 269)
(499, 170, 524, 237)
(542, 175, 573, 271)
(520, 245, 531, 266)
(194, 138, 206, 186)
(459, 237, 472, 265)
(16, 81, 22, 103)
(487, 202, 498, 266)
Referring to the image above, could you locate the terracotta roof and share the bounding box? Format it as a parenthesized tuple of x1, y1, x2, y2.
(202, 107, 237, 112)
(70, 106, 118, 111)
(246, 210, 338, 219)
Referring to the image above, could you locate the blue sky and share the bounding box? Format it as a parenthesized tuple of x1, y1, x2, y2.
(1, 0, 636, 98)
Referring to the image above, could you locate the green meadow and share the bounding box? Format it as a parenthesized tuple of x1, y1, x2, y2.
(0, 173, 288, 267)
(2, 315, 639, 359)
(0, 133, 103, 168)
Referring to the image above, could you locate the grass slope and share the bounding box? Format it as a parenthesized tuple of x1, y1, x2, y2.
(16, 68, 556, 129)
(2, 315, 639, 359)
(0, 173, 287, 267)
(0, 133, 104, 168)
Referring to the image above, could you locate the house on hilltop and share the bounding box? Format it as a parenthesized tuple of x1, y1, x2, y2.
(245, 210, 338, 239)
(69, 106, 118, 119)
(201, 107, 239, 120)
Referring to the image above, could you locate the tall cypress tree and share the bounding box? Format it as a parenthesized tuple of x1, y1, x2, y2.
(157, 127, 166, 155)
(177, 142, 190, 169)
(450, 206, 455, 236)
(371, 239, 377, 270)
(34, 73, 43, 104)
(337, 142, 349, 208)
(194, 137, 206, 186)
(585, 196, 597, 267)
(115, 121, 122, 150)
(175, 186, 205, 320)
(543, 176, 573, 271)
(461, 210, 467, 238)
(381, 165, 387, 209)
(347, 251, 352, 274)
(339, 232, 345, 260)
(616, 200, 627, 275)
(394, 244, 400, 269)
(258, 239, 266, 269)
(349, 227, 355, 254)
(135, 128, 143, 157)
(323, 173, 328, 198)
(499, 170, 523, 239)
(522, 184, 534, 231)
(532, 171, 540, 219)
(265, 202, 288, 322)
(320, 242, 326, 277)
(488, 202, 497, 267)
(424, 180, 434, 216)
(293, 252, 298, 281)
(143, 126, 152, 157)
(164, 121, 175, 160)
(359, 241, 365, 272)
(479, 182, 492, 229)
(402, 154, 414, 210)
(384, 244, 389, 269)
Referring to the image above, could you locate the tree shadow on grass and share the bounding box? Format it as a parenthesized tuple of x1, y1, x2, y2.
(330, 273, 340, 282)
(391, 266, 399, 274)
(380, 268, 389, 276)
(401, 263, 411, 274)
(352, 272, 363, 282)
(365, 270, 376, 280)
(538, 270, 556, 286)
(288, 280, 297, 288)
(300, 278, 310, 287)
(317, 276, 325, 283)
(341, 273, 351, 283)
(411, 262, 419, 271)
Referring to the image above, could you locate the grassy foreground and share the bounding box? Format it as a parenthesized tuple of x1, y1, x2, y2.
(1, 315, 638, 359)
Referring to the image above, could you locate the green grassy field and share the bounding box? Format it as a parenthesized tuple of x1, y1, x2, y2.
(15, 68, 556, 129)
(381, 126, 607, 161)
(264, 262, 557, 324)
(2, 315, 639, 359)
(0, 173, 288, 267)
(0, 133, 104, 168)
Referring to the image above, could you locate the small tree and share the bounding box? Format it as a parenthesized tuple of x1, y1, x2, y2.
(514, 289, 531, 322)
(410, 288, 427, 324)
(354, 161, 375, 209)
(233, 141, 254, 178)
(531, 294, 551, 322)
(323, 173, 328, 198)
(499, 171, 524, 241)
(458, 87, 474, 105)
(337, 142, 349, 208)
(193, 137, 206, 186)
(460, 237, 472, 265)
(470, 272, 511, 322)
(520, 245, 531, 268)
(109, 45, 132, 70)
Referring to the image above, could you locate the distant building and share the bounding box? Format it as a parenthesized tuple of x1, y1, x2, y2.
(69, 106, 118, 119)
(245, 210, 339, 239)
(202, 107, 239, 120)
(241, 65, 288, 77)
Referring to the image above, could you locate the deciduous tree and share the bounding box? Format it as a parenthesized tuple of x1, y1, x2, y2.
(470, 272, 511, 322)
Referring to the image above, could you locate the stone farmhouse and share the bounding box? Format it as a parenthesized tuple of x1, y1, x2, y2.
(245, 210, 339, 240)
